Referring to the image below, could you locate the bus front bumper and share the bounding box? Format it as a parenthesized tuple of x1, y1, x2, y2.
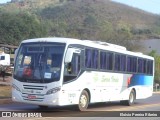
(12, 90, 60, 106)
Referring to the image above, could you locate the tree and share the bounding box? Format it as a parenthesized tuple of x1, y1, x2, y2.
(0, 12, 47, 45)
(84, 15, 97, 27)
(148, 50, 160, 84)
(98, 21, 113, 40)
(116, 22, 132, 41)
(59, 0, 65, 2)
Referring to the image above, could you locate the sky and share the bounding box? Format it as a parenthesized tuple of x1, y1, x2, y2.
(0, 0, 160, 14)
(0, 0, 10, 4)
(112, 0, 160, 14)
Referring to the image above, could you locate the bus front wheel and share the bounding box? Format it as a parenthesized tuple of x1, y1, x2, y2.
(78, 90, 89, 111)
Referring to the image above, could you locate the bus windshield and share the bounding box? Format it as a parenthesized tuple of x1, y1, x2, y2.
(13, 42, 65, 83)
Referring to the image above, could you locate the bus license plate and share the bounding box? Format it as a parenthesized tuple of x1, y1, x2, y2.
(28, 95, 36, 99)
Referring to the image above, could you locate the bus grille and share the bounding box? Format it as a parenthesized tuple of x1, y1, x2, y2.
(23, 85, 44, 90)
(22, 85, 45, 102)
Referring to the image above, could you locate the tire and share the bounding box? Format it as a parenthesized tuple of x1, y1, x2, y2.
(78, 90, 89, 111)
(120, 89, 135, 106)
(128, 90, 136, 106)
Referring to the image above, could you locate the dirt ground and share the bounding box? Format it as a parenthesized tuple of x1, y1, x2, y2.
(0, 72, 12, 82)
(0, 74, 12, 98)
(0, 85, 11, 98)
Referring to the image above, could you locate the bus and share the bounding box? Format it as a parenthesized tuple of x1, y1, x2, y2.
(12, 37, 154, 111)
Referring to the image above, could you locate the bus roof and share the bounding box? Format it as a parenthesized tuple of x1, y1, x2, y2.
(21, 37, 154, 60)
(21, 37, 79, 44)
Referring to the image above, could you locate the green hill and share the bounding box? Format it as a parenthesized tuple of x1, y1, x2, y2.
(0, 0, 160, 50)
(38, 0, 160, 39)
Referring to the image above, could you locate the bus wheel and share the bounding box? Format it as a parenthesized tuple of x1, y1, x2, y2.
(127, 90, 136, 106)
(78, 90, 89, 111)
(128, 90, 136, 106)
(120, 89, 135, 106)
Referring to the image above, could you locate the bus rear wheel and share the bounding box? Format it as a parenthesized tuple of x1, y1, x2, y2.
(120, 89, 136, 106)
(78, 90, 89, 111)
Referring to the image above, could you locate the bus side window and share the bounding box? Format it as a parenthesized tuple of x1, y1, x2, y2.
(67, 53, 80, 75)
(64, 52, 81, 83)
(67, 62, 72, 74)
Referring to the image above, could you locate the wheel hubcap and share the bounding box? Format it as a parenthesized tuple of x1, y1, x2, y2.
(80, 95, 87, 107)
(130, 93, 134, 103)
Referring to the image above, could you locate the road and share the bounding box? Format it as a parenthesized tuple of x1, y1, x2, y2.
(0, 93, 160, 118)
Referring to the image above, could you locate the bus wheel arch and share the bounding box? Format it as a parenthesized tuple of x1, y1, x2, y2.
(78, 89, 90, 111)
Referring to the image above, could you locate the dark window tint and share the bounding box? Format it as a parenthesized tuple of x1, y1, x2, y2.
(138, 58, 143, 73)
(114, 54, 121, 71)
(106, 52, 113, 70)
(100, 51, 106, 69)
(120, 55, 126, 71)
(147, 60, 153, 75)
(127, 56, 137, 72)
(85, 49, 98, 69)
(71, 53, 81, 75)
(85, 49, 92, 68)
(143, 59, 147, 73)
(92, 50, 98, 69)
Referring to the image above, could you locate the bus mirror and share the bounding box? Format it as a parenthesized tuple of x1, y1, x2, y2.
(65, 48, 81, 63)
(65, 48, 75, 63)
(15, 48, 18, 56)
(14, 48, 18, 63)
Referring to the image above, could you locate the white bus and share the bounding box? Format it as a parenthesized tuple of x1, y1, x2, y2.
(12, 37, 154, 111)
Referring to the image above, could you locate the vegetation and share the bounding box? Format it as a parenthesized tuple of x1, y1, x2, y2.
(0, 12, 47, 44)
(0, 0, 160, 50)
(148, 50, 160, 85)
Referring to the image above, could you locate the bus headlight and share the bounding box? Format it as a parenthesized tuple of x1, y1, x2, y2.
(46, 87, 61, 95)
(12, 84, 21, 92)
